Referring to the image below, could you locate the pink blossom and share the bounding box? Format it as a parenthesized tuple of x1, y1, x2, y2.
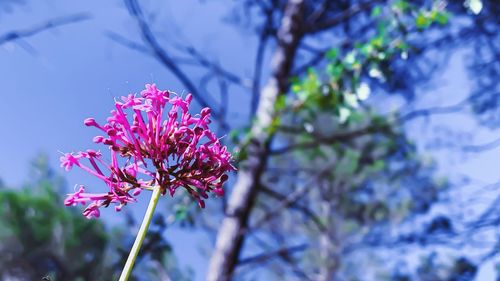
(61, 84, 235, 218)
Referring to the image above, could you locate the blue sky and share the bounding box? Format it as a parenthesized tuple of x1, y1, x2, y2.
(0, 1, 498, 280)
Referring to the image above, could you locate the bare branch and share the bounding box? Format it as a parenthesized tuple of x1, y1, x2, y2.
(271, 97, 470, 155)
(306, 0, 333, 24)
(305, 0, 380, 34)
(250, 164, 335, 231)
(180, 45, 245, 87)
(238, 244, 308, 266)
(107, 31, 213, 70)
(123, 0, 228, 127)
(271, 121, 387, 155)
(0, 13, 91, 46)
(216, 72, 230, 132)
(106, 31, 150, 54)
(150, 260, 173, 281)
(250, 1, 276, 117)
(259, 184, 327, 232)
(242, 233, 314, 281)
(463, 137, 500, 153)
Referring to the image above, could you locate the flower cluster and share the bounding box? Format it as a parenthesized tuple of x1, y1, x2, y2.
(61, 84, 235, 218)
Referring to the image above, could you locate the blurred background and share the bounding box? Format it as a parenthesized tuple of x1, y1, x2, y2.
(0, 0, 499, 280)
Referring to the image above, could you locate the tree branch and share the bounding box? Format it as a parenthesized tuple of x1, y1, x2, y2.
(259, 184, 327, 232)
(238, 244, 308, 266)
(248, 163, 336, 236)
(271, 98, 469, 155)
(106, 31, 150, 54)
(305, 0, 380, 34)
(250, 1, 276, 117)
(123, 0, 228, 129)
(463, 137, 500, 153)
(180, 45, 245, 87)
(0, 13, 91, 46)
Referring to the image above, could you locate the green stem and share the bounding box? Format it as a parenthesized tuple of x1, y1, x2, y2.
(119, 186, 162, 281)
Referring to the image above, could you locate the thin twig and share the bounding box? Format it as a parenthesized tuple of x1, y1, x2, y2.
(305, 0, 380, 34)
(463, 137, 500, 153)
(250, 1, 275, 117)
(259, 184, 327, 232)
(0, 13, 91, 46)
(238, 244, 308, 265)
(123, 0, 229, 129)
(271, 97, 470, 155)
(249, 164, 334, 231)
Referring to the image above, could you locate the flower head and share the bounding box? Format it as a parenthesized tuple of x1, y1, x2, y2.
(61, 84, 235, 218)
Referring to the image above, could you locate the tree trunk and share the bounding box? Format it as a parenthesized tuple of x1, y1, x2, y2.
(206, 1, 305, 280)
(318, 200, 339, 281)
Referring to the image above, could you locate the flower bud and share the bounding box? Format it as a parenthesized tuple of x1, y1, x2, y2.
(84, 118, 98, 127)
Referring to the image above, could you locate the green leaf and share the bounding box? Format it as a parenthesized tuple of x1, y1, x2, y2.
(291, 83, 301, 93)
(397, 41, 409, 51)
(349, 111, 365, 123)
(327, 63, 344, 80)
(268, 116, 281, 134)
(325, 48, 339, 60)
(393, 0, 409, 13)
(370, 36, 384, 49)
(229, 129, 240, 142)
(174, 205, 188, 221)
(376, 21, 387, 37)
(371, 6, 382, 17)
(275, 95, 287, 111)
(415, 12, 430, 29)
(434, 11, 449, 25)
(344, 51, 357, 65)
(360, 43, 374, 56)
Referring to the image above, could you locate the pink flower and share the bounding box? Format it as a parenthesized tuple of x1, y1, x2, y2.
(60, 153, 81, 171)
(61, 84, 235, 218)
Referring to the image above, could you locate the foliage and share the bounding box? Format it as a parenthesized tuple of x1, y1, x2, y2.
(224, 0, 497, 279)
(0, 154, 191, 281)
(0, 154, 111, 280)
